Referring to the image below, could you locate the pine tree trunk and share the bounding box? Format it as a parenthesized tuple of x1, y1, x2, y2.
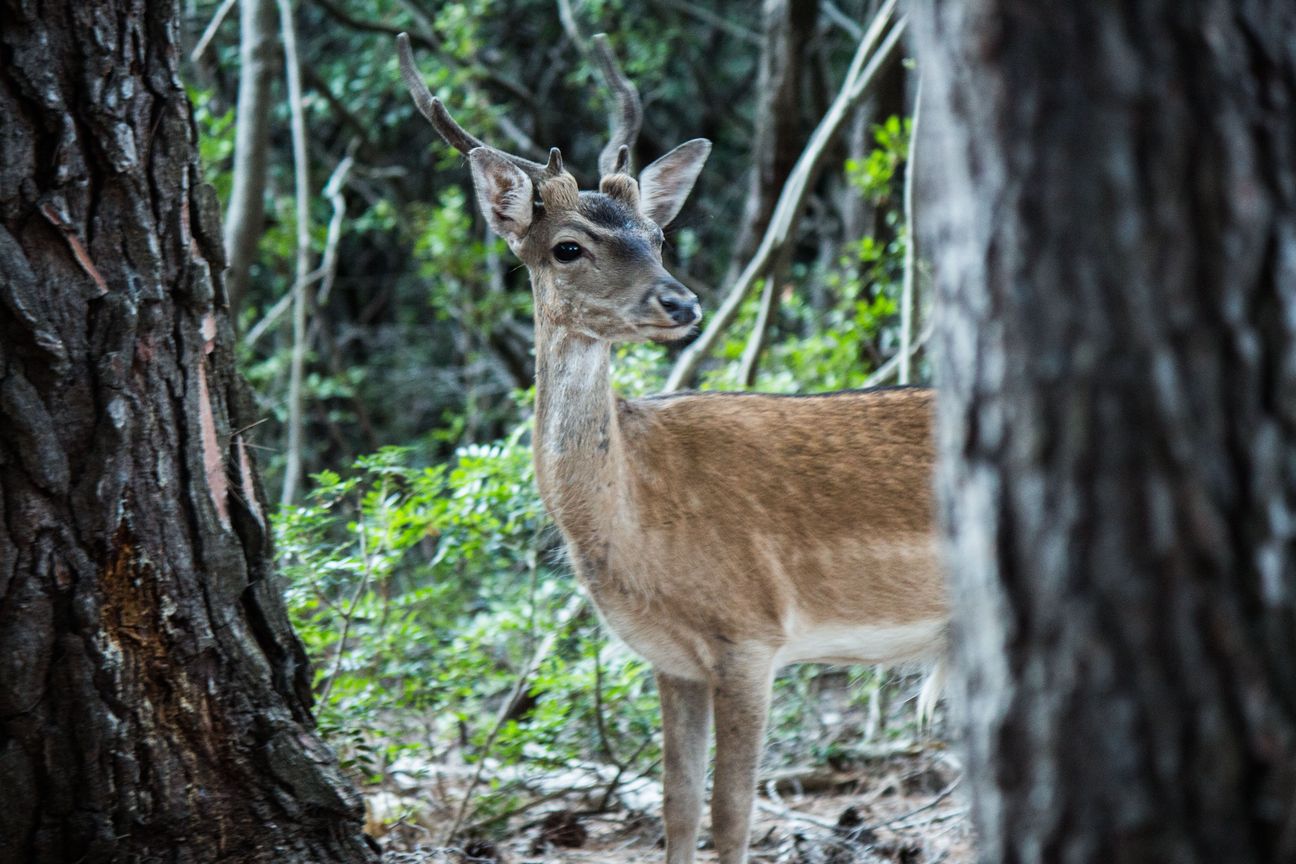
(914, 2, 1296, 861)
(0, 2, 375, 861)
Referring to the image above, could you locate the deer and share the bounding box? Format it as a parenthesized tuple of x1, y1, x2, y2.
(397, 33, 947, 864)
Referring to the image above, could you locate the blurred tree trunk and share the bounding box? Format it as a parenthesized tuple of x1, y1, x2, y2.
(224, 0, 276, 316)
(724, 0, 818, 282)
(0, 2, 375, 862)
(915, 2, 1296, 861)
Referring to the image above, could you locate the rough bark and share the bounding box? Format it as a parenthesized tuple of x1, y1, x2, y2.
(915, 2, 1296, 861)
(223, 0, 276, 316)
(0, 2, 375, 862)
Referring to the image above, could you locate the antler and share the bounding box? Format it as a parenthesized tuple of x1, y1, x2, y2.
(591, 33, 642, 178)
(397, 33, 560, 182)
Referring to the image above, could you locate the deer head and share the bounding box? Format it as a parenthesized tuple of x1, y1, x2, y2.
(397, 33, 711, 343)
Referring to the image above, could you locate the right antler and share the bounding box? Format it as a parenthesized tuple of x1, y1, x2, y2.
(591, 33, 642, 177)
(397, 32, 641, 181)
(397, 33, 563, 181)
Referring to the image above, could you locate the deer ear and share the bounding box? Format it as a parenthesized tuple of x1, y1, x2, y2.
(637, 138, 711, 228)
(468, 148, 534, 244)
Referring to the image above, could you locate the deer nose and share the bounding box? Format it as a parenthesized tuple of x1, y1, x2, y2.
(656, 284, 700, 326)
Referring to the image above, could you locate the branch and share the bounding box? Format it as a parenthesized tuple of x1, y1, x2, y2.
(665, 2, 906, 392)
(443, 593, 588, 844)
(861, 319, 933, 388)
(191, 0, 238, 64)
(656, 0, 761, 46)
(737, 276, 777, 387)
(278, 0, 313, 507)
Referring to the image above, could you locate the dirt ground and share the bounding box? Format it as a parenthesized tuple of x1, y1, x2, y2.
(377, 745, 974, 864)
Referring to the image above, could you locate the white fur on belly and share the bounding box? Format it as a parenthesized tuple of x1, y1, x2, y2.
(774, 618, 945, 668)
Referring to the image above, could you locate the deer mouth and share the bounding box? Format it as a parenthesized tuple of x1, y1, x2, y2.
(646, 321, 700, 343)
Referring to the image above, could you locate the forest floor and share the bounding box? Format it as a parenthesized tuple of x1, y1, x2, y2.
(375, 744, 974, 863)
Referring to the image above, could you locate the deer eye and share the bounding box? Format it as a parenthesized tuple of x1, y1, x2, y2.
(553, 242, 582, 263)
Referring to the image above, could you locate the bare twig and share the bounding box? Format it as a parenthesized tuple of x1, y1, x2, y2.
(316, 147, 356, 310)
(898, 75, 922, 385)
(278, 0, 312, 507)
(317, 518, 374, 707)
(850, 773, 961, 837)
(190, 0, 238, 64)
(862, 319, 934, 388)
(755, 798, 841, 831)
(665, 2, 906, 392)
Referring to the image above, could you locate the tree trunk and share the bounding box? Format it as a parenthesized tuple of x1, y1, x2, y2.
(914, 2, 1296, 861)
(223, 0, 277, 317)
(0, 2, 375, 862)
(724, 0, 818, 283)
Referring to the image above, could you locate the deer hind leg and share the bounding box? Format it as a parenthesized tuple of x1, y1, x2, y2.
(657, 670, 711, 864)
(710, 649, 775, 864)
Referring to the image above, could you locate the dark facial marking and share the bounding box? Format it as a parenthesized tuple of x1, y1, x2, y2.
(579, 193, 637, 231)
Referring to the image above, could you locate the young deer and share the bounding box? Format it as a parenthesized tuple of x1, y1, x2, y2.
(398, 34, 946, 864)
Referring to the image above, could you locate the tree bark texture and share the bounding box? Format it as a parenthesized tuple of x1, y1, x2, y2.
(0, 3, 375, 862)
(915, 2, 1296, 862)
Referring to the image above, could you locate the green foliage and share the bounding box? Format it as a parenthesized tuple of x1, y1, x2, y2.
(704, 114, 912, 393)
(190, 87, 235, 202)
(279, 429, 661, 822)
(846, 115, 912, 206)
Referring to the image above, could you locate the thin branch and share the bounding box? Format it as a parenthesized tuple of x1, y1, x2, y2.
(657, 0, 761, 46)
(317, 518, 374, 707)
(862, 319, 933, 388)
(278, 0, 312, 507)
(738, 276, 777, 387)
(898, 75, 922, 385)
(443, 593, 588, 844)
(665, 2, 906, 392)
(555, 0, 590, 55)
(821, 0, 865, 41)
(245, 151, 354, 350)
(316, 148, 356, 310)
(755, 798, 841, 831)
(190, 0, 238, 64)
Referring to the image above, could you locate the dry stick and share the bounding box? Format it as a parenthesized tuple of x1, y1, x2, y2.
(190, 0, 238, 63)
(278, 0, 312, 507)
(898, 75, 922, 385)
(443, 593, 588, 845)
(665, 4, 906, 393)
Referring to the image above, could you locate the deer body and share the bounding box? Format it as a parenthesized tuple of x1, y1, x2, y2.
(399, 34, 946, 864)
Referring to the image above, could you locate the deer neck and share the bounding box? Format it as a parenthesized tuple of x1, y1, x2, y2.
(531, 313, 626, 557)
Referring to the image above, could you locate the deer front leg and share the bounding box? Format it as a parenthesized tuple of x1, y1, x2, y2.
(710, 652, 774, 864)
(657, 670, 712, 864)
